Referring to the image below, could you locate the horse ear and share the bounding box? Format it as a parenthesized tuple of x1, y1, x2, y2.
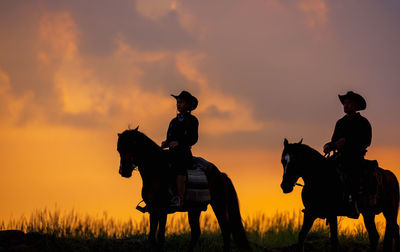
(284, 138, 289, 147)
(134, 126, 139, 131)
(298, 138, 303, 144)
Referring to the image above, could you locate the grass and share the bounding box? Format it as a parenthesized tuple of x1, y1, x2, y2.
(0, 208, 388, 251)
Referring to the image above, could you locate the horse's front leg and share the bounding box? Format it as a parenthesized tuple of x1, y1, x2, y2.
(157, 212, 168, 250)
(298, 211, 315, 251)
(149, 212, 159, 245)
(327, 216, 338, 251)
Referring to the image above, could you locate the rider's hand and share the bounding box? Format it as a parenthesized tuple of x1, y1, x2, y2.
(323, 143, 332, 154)
(169, 141, 179, 148)
(161, 141, 168, 148)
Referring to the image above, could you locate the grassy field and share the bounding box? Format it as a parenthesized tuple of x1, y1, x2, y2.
(0, 208, 388, 251)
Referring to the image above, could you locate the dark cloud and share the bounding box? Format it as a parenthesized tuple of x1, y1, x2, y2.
(200, 105, 231, 119)
(177, 0, 400, 146)
(137, 56, 196, 93)
(0, 0, 399, 147)
(41, 0, 195, 55)
(0, 0, 196, 127)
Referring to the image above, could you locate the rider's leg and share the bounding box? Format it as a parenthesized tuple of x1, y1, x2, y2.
(169, 150, 187, 208)
(348, 157, 365, 203)
(340, 157, 359, 218)
(176, 175, 186, 207)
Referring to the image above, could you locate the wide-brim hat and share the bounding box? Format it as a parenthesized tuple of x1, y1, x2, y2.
(171, 90, 198, 111)
(338, 91, 366, 111)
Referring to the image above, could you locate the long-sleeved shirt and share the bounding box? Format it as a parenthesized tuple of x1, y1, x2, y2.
(166, 113, 198, 150)
(331, 113, 372, 157)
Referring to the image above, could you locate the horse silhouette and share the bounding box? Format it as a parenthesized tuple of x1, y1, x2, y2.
(280, 139, 399, 251)
(117, 128, 251, 252)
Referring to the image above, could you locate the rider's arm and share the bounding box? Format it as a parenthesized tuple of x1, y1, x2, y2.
(361, 118, 372, 148)
(180, 116, 199, 148)
(324, 119, 344, 153)
(163, 118, 176, 148)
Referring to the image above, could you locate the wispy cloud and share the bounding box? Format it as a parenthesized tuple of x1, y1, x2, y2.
(176, 51, 264, 135)
(0, 70, 33, 126)
(298, 0, 328, 29)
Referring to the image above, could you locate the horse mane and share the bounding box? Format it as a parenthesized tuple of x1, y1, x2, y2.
(119, 129, 162, 153)
(284, 142, 327, 172)
(297, 143, 326, 162)
(293, 143, 338, 178)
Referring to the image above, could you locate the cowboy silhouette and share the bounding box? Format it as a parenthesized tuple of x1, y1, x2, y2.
(161, 91, 199, 208)
(323, 91, 372, 218)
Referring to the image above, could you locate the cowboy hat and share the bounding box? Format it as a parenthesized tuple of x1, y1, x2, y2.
(338, 91, 366, 111)
(171, 91, 198, 111)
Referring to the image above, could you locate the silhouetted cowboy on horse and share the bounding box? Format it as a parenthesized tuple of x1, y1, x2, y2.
(117, 90, 251, 251)
(280, 91, 399, 251)
(161, 91, 199, 209)
(323, 91, 372, 218)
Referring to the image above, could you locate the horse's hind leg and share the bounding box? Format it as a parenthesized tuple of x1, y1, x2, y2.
(395, 224, 400, 252)
(149, 212, 159, 245)
(187, 209, 201, 252)
(327, 216, 338, 251)
(149, 213, 158, 242)
(362, 212, 379, 251)
(383, 212, 399, 252)
(157, 213, 167, 249)
(382, 176, 399, 251)
(298, 212, 315, 252)
(211, 202, 231, 252)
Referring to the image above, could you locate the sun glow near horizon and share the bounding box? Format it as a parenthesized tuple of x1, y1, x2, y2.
(1, 124, 399, 223)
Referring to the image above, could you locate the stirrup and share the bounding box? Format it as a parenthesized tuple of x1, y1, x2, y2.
(136, 200, 147, 213)
(347, 199, 360, 219)
(170, 195, 184, 209)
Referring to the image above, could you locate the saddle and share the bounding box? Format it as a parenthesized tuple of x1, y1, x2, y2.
(136, 157, 212, 213)
(359, 160, 383, 206)
(332, 157, 381, 206)
(360, 160, 379, 193)
(185, 157, 212, 203)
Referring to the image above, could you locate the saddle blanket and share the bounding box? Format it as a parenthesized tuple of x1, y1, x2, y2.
(185, 157, 212, 203)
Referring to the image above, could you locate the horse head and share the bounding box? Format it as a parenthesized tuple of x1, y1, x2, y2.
(117, 126, 141, 178)
(280, 138, 304, 193)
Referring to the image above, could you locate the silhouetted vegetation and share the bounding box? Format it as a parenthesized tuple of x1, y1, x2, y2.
(0, 208, 387, 251)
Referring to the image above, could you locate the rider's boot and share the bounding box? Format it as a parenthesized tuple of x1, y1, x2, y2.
(170, 175, 186, 209)
(347, 194, 360, 219)
(136, 200, 148, 213)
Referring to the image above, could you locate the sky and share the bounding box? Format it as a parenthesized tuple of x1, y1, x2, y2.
(1, 0, 400, 222)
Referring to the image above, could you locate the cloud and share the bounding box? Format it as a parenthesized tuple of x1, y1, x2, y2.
(38, 11, 78, 62)
(298, 0, 328, 29)
(0, 0, 399, 147)
(35, 11, 175, 129)
(0, 70, 33, 126)
(135, 0, 176, 21)
(38, 11, 110, 116)
(0, 4, 264, 137)
(176, 51, 264, 135)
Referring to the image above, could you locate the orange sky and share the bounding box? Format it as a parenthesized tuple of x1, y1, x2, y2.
(1, 0, 400, 224)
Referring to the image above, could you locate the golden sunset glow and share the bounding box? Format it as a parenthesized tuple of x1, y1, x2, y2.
(1, 0, 400, 232)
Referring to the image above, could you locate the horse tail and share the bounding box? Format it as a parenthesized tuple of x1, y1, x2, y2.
(381, 169, 400, 250)
(220, 173, 252, 251)
(388, 170, 400, 250)
(382, 169, 399, 212)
